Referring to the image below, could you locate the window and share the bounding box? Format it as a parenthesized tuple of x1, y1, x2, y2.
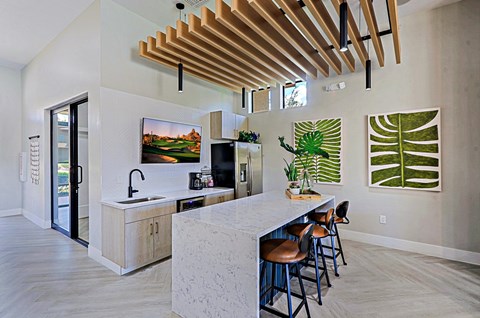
(251, 88, 271, 113)
(282, 81, 307, 109)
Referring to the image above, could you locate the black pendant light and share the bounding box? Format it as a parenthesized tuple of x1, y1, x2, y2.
(178, 62, 183, 93)
(177, 2, 185, 93)
(339, 1, 348, 52)
(241, 87, 246, 109)
(366, 58, 371, 91)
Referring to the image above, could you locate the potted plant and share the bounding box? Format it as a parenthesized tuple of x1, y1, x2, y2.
(288, 182, 301, 195)
(238, 130, 260, 143)
(279, 131, 329, 194)
(283, 159, 298, 186)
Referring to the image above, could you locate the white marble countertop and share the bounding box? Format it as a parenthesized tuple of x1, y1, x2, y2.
(101, 187, 234, 209)
(174, 190, 334, 238)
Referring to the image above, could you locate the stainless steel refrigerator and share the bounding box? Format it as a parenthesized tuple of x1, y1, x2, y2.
(211, 142, 262, 198)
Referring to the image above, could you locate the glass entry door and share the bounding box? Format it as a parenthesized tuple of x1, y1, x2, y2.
(51, 98, 88, 245)
(52, 107, 71, 233)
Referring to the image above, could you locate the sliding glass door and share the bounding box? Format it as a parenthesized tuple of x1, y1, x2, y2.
(51, 98, 88, 245)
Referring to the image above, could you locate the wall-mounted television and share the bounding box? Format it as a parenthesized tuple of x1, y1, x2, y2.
(141, 118, 202, 164)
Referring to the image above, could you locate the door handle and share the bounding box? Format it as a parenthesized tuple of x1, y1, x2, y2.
(247, 153, 252, 196)
(150, 223, 153, 235)
(78, 165, 83, 185)
(155, 222, 159, 234)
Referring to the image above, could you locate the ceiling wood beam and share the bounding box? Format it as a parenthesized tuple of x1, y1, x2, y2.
(360, 0, 385, 67)
(387, 0, 401, 64)
(303, 0, 356, 72)
(139, 41, 242, 92)
(246, 0, 329, 78)
(274, 0, 342, 75)
(215, 0, 307, 81)
(331, 0, 368, 68)
(155, 32, 255, 89)
(232, 0, 318, 79)
(176, 19, 273, 86)
(200, 7, 297, 83)
(189, 13, 282, 85)
(165, 26, 262, 88)
(147, 37, 249, 90)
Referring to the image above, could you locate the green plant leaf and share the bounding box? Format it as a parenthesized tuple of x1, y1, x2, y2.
(369, 109, 440, 190)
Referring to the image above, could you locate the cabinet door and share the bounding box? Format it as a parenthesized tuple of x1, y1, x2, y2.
(204, 191, 235, 206)
(153, 214, 172, 260)
(125, 219, 154, 268)
(222, 111, 236, 139)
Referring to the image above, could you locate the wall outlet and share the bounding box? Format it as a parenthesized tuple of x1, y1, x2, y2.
(379, 215, 387, 224)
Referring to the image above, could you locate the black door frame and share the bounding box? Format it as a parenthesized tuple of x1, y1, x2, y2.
(50, 97, 88, 247)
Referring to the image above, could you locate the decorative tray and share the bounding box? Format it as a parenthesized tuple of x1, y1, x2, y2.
(285, 189, 322, 200)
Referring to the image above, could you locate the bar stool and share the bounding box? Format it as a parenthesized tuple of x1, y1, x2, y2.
(260, 224, 314, 318)
(286, 208, 334, 305)
(310, 201, 350, 277)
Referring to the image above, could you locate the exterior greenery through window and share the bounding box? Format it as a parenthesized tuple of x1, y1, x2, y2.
(283, 81, 307, 109)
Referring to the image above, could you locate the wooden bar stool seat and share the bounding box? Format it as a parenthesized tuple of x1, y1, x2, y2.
(260, 224, 314, 318)
(286, 208, 334, 305)
(261, 239, 308, 264)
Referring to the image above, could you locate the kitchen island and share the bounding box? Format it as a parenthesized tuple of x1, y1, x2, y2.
(172, 189, 335, 318)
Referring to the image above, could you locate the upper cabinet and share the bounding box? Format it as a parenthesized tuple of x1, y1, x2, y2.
(210, 111, 248, 140)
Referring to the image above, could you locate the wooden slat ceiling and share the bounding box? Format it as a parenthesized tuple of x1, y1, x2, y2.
(139, 0, 401, 92)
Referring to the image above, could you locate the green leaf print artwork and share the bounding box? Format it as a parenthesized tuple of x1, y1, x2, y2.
(368, 108, 441, 191)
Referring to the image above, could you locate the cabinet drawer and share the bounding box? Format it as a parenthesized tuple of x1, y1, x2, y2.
(125, 201, 175, 223)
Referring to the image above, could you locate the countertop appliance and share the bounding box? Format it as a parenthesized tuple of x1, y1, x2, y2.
(211, 142, 262, 198)
(177, 196, 205, 212)
(189, 172, 203, 190)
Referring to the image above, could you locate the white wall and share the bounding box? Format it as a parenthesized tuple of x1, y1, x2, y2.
(0, 66, 22, 216)
(21, 0, 101, 230)
(241, 0, 480, 254)
(100, 87, 211, 199)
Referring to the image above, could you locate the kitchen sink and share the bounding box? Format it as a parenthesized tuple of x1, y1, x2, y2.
(116, 196, 165, 204)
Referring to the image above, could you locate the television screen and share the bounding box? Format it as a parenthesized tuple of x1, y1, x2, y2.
(141, 118, 202, 164)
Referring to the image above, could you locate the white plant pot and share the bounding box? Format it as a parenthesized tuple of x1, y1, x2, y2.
(289, 188, 300, 195)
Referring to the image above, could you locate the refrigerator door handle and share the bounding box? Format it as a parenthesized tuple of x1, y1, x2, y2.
(247, 153, 252, 196)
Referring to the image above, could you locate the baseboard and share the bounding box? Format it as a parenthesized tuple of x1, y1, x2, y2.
(0, 208, 22, 218)
(88, 245, 122, 275)
(341, 229, 480, 266)
(79, 204, 89, 219)
(22, 209, 51, 229)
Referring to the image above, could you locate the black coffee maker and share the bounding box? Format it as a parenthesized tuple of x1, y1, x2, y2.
(189, 172, 203, 190)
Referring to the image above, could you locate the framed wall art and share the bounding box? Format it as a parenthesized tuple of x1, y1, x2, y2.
(368, 108, 441, 191)
(294, 118, 343, 184)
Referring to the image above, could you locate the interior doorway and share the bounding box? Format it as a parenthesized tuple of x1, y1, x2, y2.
(51, 98, 89, 245)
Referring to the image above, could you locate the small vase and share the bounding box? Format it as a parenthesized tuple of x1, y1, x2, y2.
(299, 169, 313, 193)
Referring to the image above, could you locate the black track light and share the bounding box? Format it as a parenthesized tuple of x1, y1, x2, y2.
(339, 1, 348, 52)
(178, 62, 183, 93)
(366, 59, 371, 91)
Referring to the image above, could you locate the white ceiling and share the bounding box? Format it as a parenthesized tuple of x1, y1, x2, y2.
(0, 0, 95, 69)
(0, 0, 463, 70)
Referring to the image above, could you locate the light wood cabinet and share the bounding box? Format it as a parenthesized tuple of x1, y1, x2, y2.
(210, 111, 248, 140)
(204, 190, 235, 206)
(102, 201, 175, 272)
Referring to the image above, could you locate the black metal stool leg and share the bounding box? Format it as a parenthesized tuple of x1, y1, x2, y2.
(269, 263, 276, 305)
(318, 240, 331, 287)
(330, 235, 339, 277)
(335, 223, 347, 265)
(285, 264, 293, 318)
(312, 238, 323, 305)
(296, 263, 311, 318)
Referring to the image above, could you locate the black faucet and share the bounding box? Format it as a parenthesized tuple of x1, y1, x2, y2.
(128, 169, 145, 198)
